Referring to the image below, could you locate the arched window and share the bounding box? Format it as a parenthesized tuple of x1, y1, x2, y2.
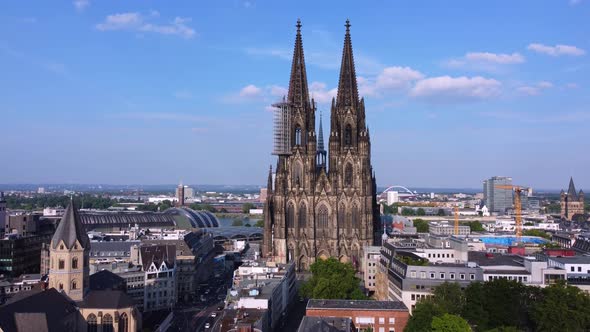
(345, 163, 353, 187)
(298, 204, 307, 228)
(102, 314, 114, 332)
(58, 283, 63, 291)
(58, 259, 65, 270)
(60, 244, 64, 250)
(71, 280, 78, 290)
(287, 203, 295, 228)
(87, 314, 97, 332)
(118, 313, 129, 332)
(72, 257, 78, 269)
(317, 205, 328, 228)
(352, 204, 359, 229)
(295, 125, 302, 146)
(338, 203, 346, 228)
(292, 162, 302, 186)
(344, 124, 352, 146)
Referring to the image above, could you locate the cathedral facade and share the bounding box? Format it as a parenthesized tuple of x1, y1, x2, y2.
(263, 20, 380, 270)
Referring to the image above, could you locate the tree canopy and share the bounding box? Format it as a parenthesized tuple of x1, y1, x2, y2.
(413, 218, 429, 233)
(242, 202, 256, 214)
(431, 314, 471, 332)
(299, 257, 367, 300)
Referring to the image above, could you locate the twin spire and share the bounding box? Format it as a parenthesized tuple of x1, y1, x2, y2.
(287, 19, 310, 109)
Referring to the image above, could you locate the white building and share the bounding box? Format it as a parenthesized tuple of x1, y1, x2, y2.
(387, 191, 399, 205)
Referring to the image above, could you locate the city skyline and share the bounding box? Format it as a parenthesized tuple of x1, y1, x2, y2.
(1, 1, 589, 188)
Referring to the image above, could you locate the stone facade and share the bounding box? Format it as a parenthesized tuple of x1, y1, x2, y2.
(560, 177, 585, 220)
(263, 20, 380, 270)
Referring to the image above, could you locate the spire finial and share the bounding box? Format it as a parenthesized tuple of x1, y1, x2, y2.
(345, 19, 351, 32)
(296, 18, 302, 32)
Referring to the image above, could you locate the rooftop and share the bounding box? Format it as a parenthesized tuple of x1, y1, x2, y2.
(550, 256, 590, 264)
(298, 316, 352, 332)
(468, 252, 524, 267)
(307, 299, 408, 311)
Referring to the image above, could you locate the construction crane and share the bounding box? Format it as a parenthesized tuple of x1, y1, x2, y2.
(454, 205, 459, 235)
(494, 185, 529, 243)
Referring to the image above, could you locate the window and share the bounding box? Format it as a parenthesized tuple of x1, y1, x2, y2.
(345, 163, 353, 187)
(344, 124, 352, 146)
(102, 314, 113, 332)
(420, 272, 426, 279)
(450, 273, 455, 280)
(338, 203, 346, 228)
(87, 314, 97, 332)
(352, 204, 359, 228)
(379, 328, 385, 332)
(58, 283, 63, 290)
(440, 273, 445, 279)
(118, 313, 129, 332)
(287, 203, 295, 228)
(470, 274, 475, 280)
(578, 266, 582, 272)
(389, 317, 395, 324)
(298, 204, 307, 228)
(379, 317, 385, 324)
(58, 259, 65, 270)
(71, 280, 77, 290)
(295, 125, 302, 146)
(60, 244, 64, 250)
(430, 273, 435, 279)
(460, 274, 465, 280)
(571, 266, 575, 272)
(72, 257, 78, 269)
(411, 294, 415, 301)
(317, 205, 329, 228)
(410, 271, 416, 278)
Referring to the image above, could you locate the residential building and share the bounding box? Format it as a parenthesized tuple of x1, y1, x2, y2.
(306, 299, 409, 332)
(133, 243, 177, 311)
(363, 246, 381, 292)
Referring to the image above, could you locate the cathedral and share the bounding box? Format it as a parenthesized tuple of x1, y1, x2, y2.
(263, 20, 381, 270)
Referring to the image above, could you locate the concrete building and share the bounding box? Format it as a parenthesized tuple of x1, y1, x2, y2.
(228, 261, 296, 331)
(306, 299, 409, 332)
(132, 244, 177, 311)
(363, 246, 381, 292)
(428, 222, 471, 236)
(483, 176, 513, 215)
(387, 191, 399, 205)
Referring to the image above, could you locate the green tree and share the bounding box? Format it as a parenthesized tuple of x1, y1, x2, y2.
(433, 282, 464, 315)
(232, 219, 244, 226)
(462, 282, 488, 330)
(137, 203, 158, 212)
(189, 203, 203, 210)
(254, 220, 265, 227)
(158, 200, 172, 211)
(413, 218, 429, 233)
(467, 221, 485, 232)
(242, 203, 256, 214)
(522, 229, 550, 240)
(484, 327, 521, 332)
(531, 283, 590, 332)
(431, 314, 471, 332)
(437, 208, 446, 216)
(416, 208, 426, 216)
(402, 208, 415, 216)
(404, 300, 444, 332)
(299, 257, 367, 300)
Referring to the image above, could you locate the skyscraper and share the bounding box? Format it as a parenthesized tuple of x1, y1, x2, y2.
(483, 176, 513, 215)
(263, 20, 380, 270)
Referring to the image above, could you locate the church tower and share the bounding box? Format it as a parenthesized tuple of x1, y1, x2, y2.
(264, 20, 380, 270)
(48, 199, 90, 302)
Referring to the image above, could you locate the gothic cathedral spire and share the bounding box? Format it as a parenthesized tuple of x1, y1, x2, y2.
(288, 19, 310, 109)
(336, 19, 359, 109)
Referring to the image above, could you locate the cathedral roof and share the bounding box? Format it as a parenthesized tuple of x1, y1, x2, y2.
(567, 177, 579, 200)
(51, 199, 90, 250)
(79, 290, 136, 309)
(287, 19, 310, 109)
(336, 19, 359, 109)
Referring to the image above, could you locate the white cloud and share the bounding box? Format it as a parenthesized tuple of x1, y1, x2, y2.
(527, 43, 585, 56)
(375, 66, 424, 90)
(465, 52, 525, 64)
(73, 0, 90, 11)
(269, 85, 287, 97)
(517, 81, 553, 96)
(239, 84, 263, 97)
(96, 12, 196, 38)
(310, 81, 337, 103)
(410, 76, 502, 101)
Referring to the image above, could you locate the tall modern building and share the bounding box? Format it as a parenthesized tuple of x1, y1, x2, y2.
(263, 20, 380, 270)
(483, 176, 513, 215)
(560, 177, 585, 221)
(0, 192, 6, 234)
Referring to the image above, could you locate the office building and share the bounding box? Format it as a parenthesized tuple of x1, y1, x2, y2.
(483, 176, 513, 215)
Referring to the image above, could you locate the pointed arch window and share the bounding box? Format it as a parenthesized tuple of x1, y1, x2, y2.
(118, 313, 129, 332)
(287, 203, 295, 228)
(292, 162, 302, 187)
(352, 204, 360, 228)
(102, 314, 114, 332)
(317, 205, 328, 228)
(87, 314, 97, 332)
(71, 280, 78, 290)
(338, 203, 346, 228)
(344, 124, 352, 146)
(58, 259, 65, 270)
(58, 283, 64, 291)
(345, 163, 353, 187)
(295, 125, 302, 146)
(298, 204, 307, 228)
(72, 257, 78, 269)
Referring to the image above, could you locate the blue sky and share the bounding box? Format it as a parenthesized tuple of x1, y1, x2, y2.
(1, 1, 589, 190)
